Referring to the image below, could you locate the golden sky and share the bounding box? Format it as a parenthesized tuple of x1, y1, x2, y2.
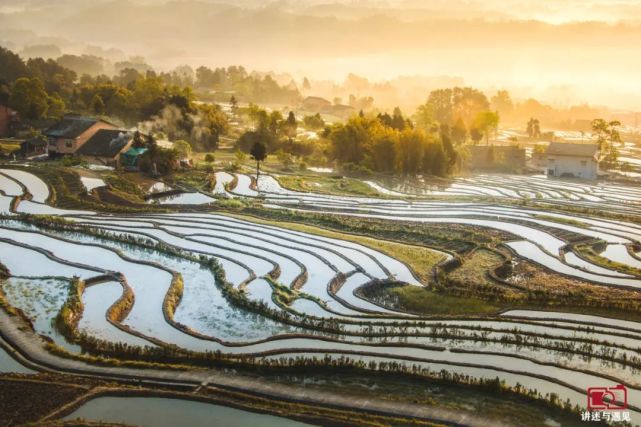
(2, 0, 641, 110)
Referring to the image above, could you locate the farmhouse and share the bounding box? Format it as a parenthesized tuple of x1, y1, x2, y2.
(45, 116, 116, 155)
(76, 129, 135, 166)
(301, 96, 332, 112)
(0, 137, 48, 159)
(545, 142, 599, 179)
(18, 137, 48, 159)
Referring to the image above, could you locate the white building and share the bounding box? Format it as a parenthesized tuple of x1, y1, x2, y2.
(545, 142, 599, 180)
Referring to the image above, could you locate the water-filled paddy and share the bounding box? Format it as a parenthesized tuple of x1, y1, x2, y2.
(148, 192, 216, 205)
(1, 277, 80, 352)
(4, 169, 641, 413)
(0, 168, 49, 202)
(0, 345, 34, 374)
(63, 396, 312, 427)
(79, 176, 106, 192)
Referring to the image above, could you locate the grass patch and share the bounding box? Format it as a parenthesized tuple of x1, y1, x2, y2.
(361, 283, 499, 315)
(104, 173, 145, 197)
(573, 244, 641, 277)
(103, 173, 146, 203)
(534, 214, 587, 227)
(166, 169, 215, 191)
(115, 171, 163, 193)
(448, 249, 504, 286)
(277, 175, 382, 197)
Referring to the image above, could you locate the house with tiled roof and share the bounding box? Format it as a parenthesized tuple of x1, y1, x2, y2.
(545, 142, 600, 179)
(77, 129, 135, 166)
(44, 116, 116, 155)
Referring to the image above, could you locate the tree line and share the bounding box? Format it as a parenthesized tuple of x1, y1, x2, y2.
(0, 45, 230, 154)
(236, 87, 502, 177)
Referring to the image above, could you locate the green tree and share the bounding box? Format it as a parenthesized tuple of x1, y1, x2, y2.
(391, 107, 406, 130)
(470, 127, 483, 145)
(371, 126, 398, 173)
(473, 111, 500, 145)
(451, 118, 467, 145)
(229, 95, 238, 116)
(397, 128, 425, 175)
(591, 118, 609, 149)
(490, 90, 514, 117)
(237, 130, 262, 153)
(276, 150, 294, 169)
(303, 113, 324, 130)
(329, 116, 369, 164)
(9, 77, 49, 119)
(91, 94, 105, 114)
(420, 87, 489, 127)
(26, 57, 76, 100)
(413, 101, 437, 132)
(47, 94, 66, 119)
(0, 46, 28, 83)
(139, 144, 180, 175)
(526, 117, 541, 138)
(235, 150, 247, 163)
(204, 153, 215, 163)
(0, 83, 10, 105)
(250, 141, 267, 181)
(453, 87, 490, 126)
(424, 88, 453, 125)
(194, 103, 229, 150)
(592, 119, 622, 168)
(283, 111, 297, 141)
(173, 140, 192, 159)
(131, 73, 168, 119)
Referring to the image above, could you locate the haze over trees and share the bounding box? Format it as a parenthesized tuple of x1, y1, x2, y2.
(195, 65, 300, 104)
(231, 85, 503, 178)
(2, 0, 641, 117)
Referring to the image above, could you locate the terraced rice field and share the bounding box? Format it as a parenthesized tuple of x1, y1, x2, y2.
(220, 172, 641, 288)
(2, 168, 641, 420)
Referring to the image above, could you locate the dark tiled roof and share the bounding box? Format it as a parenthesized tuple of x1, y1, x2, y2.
(77, 129, 132, 157)
(44, 117, 101, 138)
(303, 96, 331, 105)
(546, 142, 599, 157)
(21, 137, 47, 148)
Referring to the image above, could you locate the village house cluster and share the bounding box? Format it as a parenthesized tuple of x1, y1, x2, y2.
(1, 100, 602, 179)
(0, 107, 156, 170)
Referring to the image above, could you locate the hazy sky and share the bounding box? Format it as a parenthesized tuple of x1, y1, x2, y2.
(2, 0, 641, 110)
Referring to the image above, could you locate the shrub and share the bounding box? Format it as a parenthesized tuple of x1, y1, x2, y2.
(61, 156, 84, 167)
